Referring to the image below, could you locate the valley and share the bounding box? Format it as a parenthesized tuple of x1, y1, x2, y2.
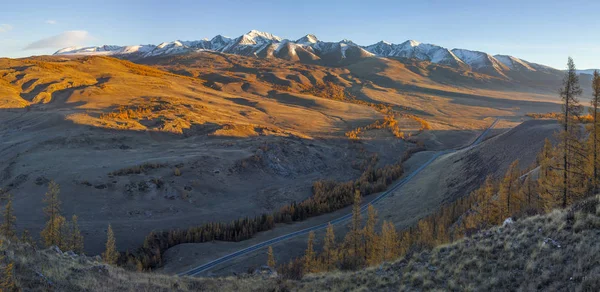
(0, 45, 565, 274)
(0, 29, 590, 282)
(1, 1, 600, 290)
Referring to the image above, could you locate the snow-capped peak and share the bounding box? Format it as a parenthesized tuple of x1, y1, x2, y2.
(55, 46, 83, 54)
(52, 30, 558, 76)
(296, 34, 319, 44)
(403, 40, 421, 47)
(452, 49, 503, 70)
(157, 41, 183, 49)
(241, 30, 282, 44)
(54, 45, 124, 55)
(494, 55, 536, 71)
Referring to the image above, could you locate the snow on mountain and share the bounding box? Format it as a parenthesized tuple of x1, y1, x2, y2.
(145, 41, 192, 57)
(53, 30, 562, 78)
(494, 55, 536, 71)
(208, 35, 233, 51)
(296, 34, 319, 44)
(217, 30, 284, 56)
(54, 45, 125, 55)
(451, 49, 502, 70)
(364, 40, 465, 67)
(240, 30, 281, 45)
(312, 40, 373, 59)
(120, 45, 156, 54)
(364, 41, 394, 56)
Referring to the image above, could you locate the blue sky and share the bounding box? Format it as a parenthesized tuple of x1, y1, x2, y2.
(1, 0, 598, 69)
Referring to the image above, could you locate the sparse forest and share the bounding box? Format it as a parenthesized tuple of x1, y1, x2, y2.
(122, 150, 407, 271)
(274, 60, 600, 278)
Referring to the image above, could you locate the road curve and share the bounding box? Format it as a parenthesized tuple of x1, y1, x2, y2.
(179, 119, 500, 277)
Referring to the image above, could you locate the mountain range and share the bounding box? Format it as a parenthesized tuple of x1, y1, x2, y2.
(56, 30, 586, 78)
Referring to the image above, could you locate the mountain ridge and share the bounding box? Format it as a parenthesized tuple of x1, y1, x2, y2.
(54, 30, 558, 75)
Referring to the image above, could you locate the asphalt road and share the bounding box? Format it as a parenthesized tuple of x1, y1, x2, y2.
(179, 119, 500, 277)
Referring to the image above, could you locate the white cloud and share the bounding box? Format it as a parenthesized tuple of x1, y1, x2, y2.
(24, 30, 93, 50)
(45, 20, 57, 25)
(0, 24, 13, 33)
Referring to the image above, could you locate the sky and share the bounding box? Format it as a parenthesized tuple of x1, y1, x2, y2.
(0, 0, 598, 69)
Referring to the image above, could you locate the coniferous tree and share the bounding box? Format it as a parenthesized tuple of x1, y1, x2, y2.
(103, 224, 119, 265)
(41, 182, 66, 248)
(559, 57, 584, 207)
(267, 246, 275, 268)
(347, 190, 363, 266)
(537, 138, 559, 210)
(363, 204, 378, 265)
(520, 174, 538, 210)
(499, 160, 521, 218)
(380, 220, 398, 262)
(0, 262, 17, 291)
(0, 195, 17, 239)
(482, 176, 498, 225)
(303, 231, 316, 273)
(67, 215, 84, 253)
(322, 223, 336, 271)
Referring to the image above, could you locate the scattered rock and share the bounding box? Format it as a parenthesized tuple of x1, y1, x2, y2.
(375, 265, 386, 276)
(34, 270, 53, 286)
(253, 265, 278, 278)
(503, 217, 514, 227)
(543, 237, 561, 248)
(64, 250, 78, 259)
(94, 184, 107, 189)
(50, 246, 62, 255)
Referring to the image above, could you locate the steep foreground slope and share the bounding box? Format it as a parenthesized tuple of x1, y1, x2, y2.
(3, 196, 598, 291)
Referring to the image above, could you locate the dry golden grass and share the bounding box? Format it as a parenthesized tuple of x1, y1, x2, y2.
(4, 197, 597, 291)
(1, 56, 388, 138)
(299, 196, 600, 291)
(2, 238, 284, 291)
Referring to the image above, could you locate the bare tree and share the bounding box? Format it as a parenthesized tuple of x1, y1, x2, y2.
(559, 57, 583, 207)
(590, 70, 600, 193)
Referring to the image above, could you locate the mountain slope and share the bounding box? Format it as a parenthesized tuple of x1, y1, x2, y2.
(298, 196, 600, 291)
(452, 49, 510, 78)
(5, 196, 599, 291)
(364, 40, 467, 68)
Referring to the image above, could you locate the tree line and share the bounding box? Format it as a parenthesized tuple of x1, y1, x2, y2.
(123, 155, 406, 271)
(277, 191, 401, 278)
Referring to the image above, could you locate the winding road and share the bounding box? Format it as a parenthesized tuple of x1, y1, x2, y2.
(178, 119, 500, 277)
